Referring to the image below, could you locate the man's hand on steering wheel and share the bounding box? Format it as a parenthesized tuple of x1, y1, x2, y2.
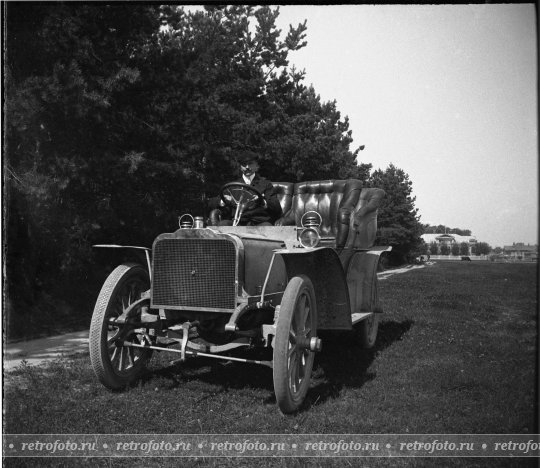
(219, 194, 234, 207)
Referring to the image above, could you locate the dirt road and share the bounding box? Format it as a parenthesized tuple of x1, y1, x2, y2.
(4, 330, 89, 371)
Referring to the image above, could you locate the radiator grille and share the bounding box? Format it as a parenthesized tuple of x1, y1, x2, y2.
(151, 238, 237, 310)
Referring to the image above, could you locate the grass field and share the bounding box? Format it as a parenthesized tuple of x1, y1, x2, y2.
(4, 261, 538, 467)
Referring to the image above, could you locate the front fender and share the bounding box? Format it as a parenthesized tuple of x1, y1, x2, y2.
(276, 247, 352, 330)
(93, 244, 152, 277)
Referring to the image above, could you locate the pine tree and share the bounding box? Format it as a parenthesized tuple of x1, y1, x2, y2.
(368, 164, 423, 264)
(5, 4, 369, 336)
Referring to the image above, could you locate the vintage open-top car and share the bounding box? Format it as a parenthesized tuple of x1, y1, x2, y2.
(89, 179, 390, 413)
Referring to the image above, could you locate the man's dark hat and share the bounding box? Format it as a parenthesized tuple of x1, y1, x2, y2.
(236, 150, 259, 165)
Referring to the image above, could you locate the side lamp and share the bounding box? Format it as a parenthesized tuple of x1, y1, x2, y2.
(179, 214, 194, 229)
(298, 211, 322, 248)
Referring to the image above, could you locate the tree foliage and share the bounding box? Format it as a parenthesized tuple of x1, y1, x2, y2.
(474, 242, 492, 256)
(367, 164, 423, 264)
(422, 224, 471, 236)
(418, 241, 429, 255)
(5, 4, 427, 338)
(5, 4, 372, 337)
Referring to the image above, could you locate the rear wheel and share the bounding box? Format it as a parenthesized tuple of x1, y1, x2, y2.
(89, 263, 152, 390)
(356, 269, 380, 349)
(356, 313, 379, 349)
(273, 275, 317, 414)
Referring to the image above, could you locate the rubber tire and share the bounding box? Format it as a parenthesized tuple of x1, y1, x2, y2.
(273, 275, 317, 414)
(356, 269, 380, 349)
(356, 313, 379, 349)
(89, 263, 151, 390)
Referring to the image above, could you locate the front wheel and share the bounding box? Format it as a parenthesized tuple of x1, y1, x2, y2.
(89, 263, 152, 390)
(273, 275, 317, 414)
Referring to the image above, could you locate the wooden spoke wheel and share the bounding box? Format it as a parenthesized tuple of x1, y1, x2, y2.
(89, 264, 152, 389)
(273, 275, 317, 414)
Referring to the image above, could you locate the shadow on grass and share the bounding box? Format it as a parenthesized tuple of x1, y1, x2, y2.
(302, 319, 414, 411)
(135, 319, 414, 411)
(140, 351, 275, 391)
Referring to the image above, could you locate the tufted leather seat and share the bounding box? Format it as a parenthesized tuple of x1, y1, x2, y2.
(276, 179, 363, 248)
(272, 182, 295, 214)
(208, 179, 384, 250)
(345, 187, 386, 249)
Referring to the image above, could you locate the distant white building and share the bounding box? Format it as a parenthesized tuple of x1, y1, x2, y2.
(421, 233, 477, 255)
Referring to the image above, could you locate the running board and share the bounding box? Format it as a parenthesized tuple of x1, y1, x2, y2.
(351, 312, 373, 325)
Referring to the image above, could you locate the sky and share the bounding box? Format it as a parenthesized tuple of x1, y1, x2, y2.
(273, 4, 538, 248)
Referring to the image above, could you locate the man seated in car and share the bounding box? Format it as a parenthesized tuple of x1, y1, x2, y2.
(208, 151, 282, 226)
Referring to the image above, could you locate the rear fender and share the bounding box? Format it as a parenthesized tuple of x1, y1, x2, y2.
(277, 247, 352, 330)
(93, 245, 152, 278)
(346, 246, 391, 314)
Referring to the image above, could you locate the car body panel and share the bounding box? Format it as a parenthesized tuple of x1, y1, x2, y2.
(276, 247, 353, 330)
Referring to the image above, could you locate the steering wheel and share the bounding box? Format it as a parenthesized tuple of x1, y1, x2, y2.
(219, 183, 264, 226)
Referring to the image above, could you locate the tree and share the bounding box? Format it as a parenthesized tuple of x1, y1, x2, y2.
(368, 164, 423, 264)
(5, 4, 369, 337)
(423, 224, 472, 236)
(440, 243, 450, 255)
(460, 242, 470, 255)
(418, 240, 429, 255)
(451, 243, 460, 256)
(429, 242, 439, 255)
(5, 4, 167, 336)
(449, 228, 471, 236)
(475, 242, 491, 256)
